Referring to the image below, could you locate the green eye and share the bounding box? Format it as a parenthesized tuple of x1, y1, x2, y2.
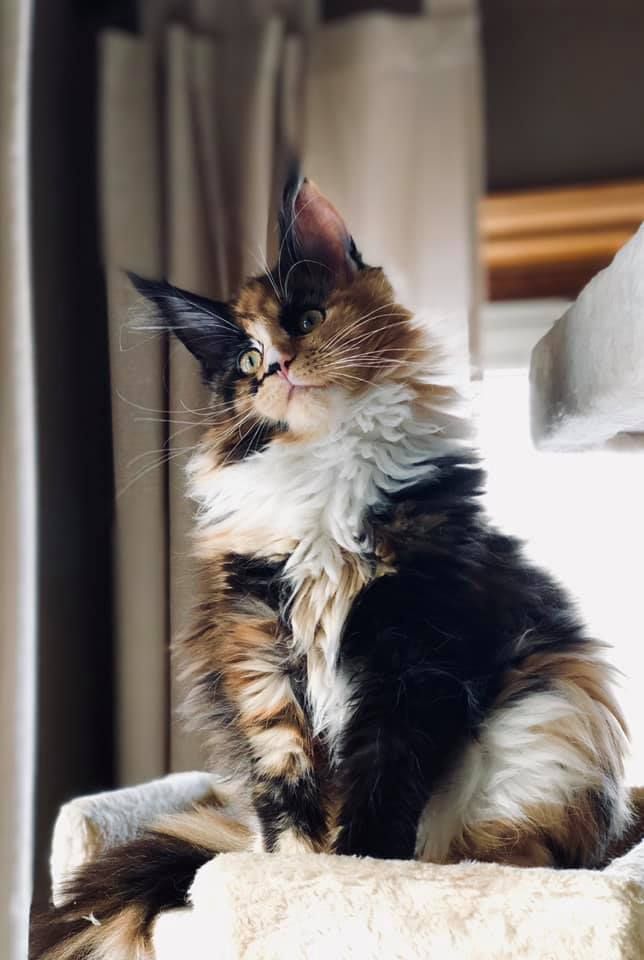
(296, 308, 325, 335)
(238, 348, 262, 375)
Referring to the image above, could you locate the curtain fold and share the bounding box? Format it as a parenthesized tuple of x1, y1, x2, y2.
(165, 23, 218, 773)
(101, 32, 168, 784)
(303, 11, 481, 371)
(1, 2, 37, 957)
(99, 2, 483, 783)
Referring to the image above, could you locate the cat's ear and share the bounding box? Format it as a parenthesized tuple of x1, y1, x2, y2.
(278, 175, 363, 283)
(128, 273, 240, 373)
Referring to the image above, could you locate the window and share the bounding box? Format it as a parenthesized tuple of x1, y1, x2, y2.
(479, 301, 644, 784)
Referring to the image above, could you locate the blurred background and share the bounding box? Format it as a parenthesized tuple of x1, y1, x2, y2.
(2, 1, 644, 956)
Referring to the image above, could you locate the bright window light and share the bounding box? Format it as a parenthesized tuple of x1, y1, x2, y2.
(478, 351, 644, 785)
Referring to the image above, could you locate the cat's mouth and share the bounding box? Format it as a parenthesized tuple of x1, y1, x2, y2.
(277, 369, 326, 399)
(253, 367, 333, 433)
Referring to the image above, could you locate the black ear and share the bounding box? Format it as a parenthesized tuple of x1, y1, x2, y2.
(128, 273, 242, 374)
(278, 174, 363, 283)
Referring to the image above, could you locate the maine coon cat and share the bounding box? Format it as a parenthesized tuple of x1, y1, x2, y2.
(32, 176, 630, 959)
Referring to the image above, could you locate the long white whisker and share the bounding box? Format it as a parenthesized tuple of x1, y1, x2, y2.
(317, 320, 411, 365)
(326, 371, 375, 387)
(331, 317, 412, 352)
(283, 258, 331, 299)
(247, 245, 282, 303)
(133, 416, 215, 427)
(321, 302, 401, 350)
(118, 444, 200, 499)
(327, 357, 420, 369)
(219, 413, 263, 466)
(116, 390, 215, 417)
(276, 192, 322, 299)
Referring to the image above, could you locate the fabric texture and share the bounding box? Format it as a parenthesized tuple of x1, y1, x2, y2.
(0, 1, 37, 958)
(100, 1, 483, 786)
(48, 775, 644, 960)
(49, 773, 221, 907)
(530, 222, 644, 450)
(159, 849, 644, 960)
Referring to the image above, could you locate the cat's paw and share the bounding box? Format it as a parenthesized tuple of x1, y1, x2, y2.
(274, 828, 315, 855)
(251, 831, 267, 854)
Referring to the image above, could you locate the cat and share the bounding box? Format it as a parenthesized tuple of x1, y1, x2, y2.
(31, 175, 631, 959)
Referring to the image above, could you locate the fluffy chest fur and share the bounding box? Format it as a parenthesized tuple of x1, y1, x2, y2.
(187, 382, 452, 747)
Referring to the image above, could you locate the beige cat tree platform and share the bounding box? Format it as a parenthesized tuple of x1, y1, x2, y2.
(49, 772, 644, 960)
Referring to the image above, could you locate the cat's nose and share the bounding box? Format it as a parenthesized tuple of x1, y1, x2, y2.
(265, 347, 294, 379)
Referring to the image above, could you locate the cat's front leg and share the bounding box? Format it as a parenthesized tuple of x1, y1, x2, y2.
(334, 729, 432, 860)
(218, 620, 328, 853)
(335, 633, 471, 860)
(252, 766, 328, 854)
(334, 696, 469, 861)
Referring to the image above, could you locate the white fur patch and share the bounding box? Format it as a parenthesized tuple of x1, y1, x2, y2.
(231, 653, 295, 722)
(250, 727, 309, 779)
(274, 828, 316, 855)
(416, 689, 628, 862)
(188, 379, 468, 760)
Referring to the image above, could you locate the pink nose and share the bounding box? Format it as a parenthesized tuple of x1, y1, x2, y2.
(265, 347, 294, 379)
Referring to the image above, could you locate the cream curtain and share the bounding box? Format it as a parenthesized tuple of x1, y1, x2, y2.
(1, 2, 37, 958)
(100, 1, 483, 785)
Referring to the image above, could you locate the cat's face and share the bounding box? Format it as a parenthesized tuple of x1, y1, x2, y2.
(132, 178, 424, 442)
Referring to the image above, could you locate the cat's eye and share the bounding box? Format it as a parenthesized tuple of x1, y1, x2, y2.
(296, 308, 325, 335)
(238, 348, 262, 376)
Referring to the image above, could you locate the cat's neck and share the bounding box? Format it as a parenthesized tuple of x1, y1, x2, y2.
(187, 379, 470, 563)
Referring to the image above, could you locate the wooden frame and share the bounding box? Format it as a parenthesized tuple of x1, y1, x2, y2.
(481, 179, 644, 301)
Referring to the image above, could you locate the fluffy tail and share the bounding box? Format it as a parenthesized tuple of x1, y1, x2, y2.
(30, 802, 252, 960)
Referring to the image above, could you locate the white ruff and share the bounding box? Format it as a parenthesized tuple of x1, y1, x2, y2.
(188, 381, 467, 750)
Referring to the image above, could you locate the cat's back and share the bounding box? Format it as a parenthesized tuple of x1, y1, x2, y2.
(357, 455, 578, 670)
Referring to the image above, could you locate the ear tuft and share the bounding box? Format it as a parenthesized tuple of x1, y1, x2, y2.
(127, 273, 239, 374)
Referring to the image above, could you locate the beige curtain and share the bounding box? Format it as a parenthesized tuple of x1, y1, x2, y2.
(1, 2, 37, 958)
(100, 1, 483, 785)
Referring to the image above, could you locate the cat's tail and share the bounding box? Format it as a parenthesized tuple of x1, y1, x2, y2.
(29, 801, 252, 960)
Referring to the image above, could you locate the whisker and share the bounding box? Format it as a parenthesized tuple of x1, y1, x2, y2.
(118, 443, 201, 499)
(326, 371, 375, 388)
(321, 302, 401, 350)
(283, 258, 331, 299)
(133, 416, 215, 427)
(276, 191, 323, 299)
(319, 315, 409, 357)
(327, 358, 420, 369)
(219, 413, 263, 466)
(178, 397, 239, 416)
(214, 410, 257, 447)
(329, 318, 413, 353)
(115, 390, 216, 417)
(337, 315, 411, 344)
(317, 325, 410, 366)
(248, 245, 282, 304)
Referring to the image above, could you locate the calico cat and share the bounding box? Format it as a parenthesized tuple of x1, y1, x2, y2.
(31, 176, 630, 959)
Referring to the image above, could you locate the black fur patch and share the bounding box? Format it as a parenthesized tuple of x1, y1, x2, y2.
(217, 418, 283, 465)
(254, 775, 328, 852)
(225, 554, 285, 605)
(275, 170, 365, 317)
(335, 455, 600, 861)
(128, 273, 251, 392)
(29, 830, 213, 959)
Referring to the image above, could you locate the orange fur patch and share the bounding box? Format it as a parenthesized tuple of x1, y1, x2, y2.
(449, 789, 621, 868)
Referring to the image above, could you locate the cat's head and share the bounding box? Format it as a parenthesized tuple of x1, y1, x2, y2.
(131, 176, 430, 444)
